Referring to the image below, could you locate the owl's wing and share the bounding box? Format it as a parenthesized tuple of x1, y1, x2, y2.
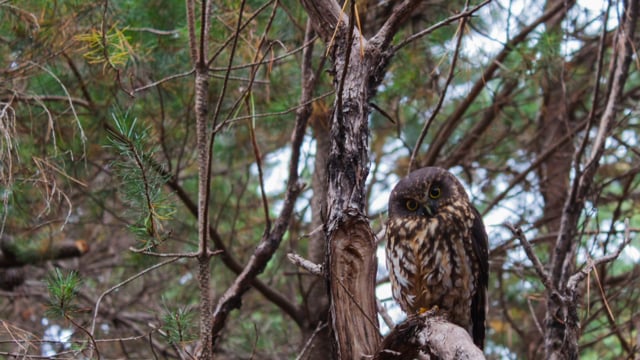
(470, 207, 489, 349)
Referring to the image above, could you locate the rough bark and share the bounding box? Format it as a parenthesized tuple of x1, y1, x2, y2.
(374, 312, 485, 360)
(323, 24, 381, 357)
(299, 0, 423, 357)
(190, 0, 215, 355)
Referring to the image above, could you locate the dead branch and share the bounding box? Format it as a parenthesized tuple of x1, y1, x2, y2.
(287, 253, 324, 276)
(0, 234, 89, 268)
(374, 311, 485, 360)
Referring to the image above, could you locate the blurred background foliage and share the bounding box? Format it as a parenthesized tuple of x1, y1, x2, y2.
(0, 0, 638, 359)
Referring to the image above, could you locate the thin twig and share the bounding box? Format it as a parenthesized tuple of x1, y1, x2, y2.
(376, 299, 395, 330)
(208, 35, 317, 72)
(392, 0, 491, 53)
(127, 27, 180, 35)
(504, 223, 558, 298)
(408, 10, 468, 173)
(295, 322, 328, 360)
(216, 91, 334, 131)
(206, 0, 275, 67)
(90, 257, 180, 336)
(527, 296, 545, 336)
(335, 276, 380, 331)
(567, 219, 632, 291)
(287, 253, 324, 276)
(65, 315, 100, 360)
(133, 69, 195, 93)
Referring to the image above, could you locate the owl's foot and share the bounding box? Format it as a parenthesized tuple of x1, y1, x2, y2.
(418, 305, 439, 314)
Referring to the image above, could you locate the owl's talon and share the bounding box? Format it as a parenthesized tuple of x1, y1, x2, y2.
(418, 305, 438, 314)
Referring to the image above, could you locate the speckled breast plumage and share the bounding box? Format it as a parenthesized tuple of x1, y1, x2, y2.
(386, 202, 479, 334)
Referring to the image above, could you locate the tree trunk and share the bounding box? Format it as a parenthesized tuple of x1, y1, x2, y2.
(299, 0, 423, 357)
(304, 100, 332, 359)
(544, 1, 638, 358)
(537, 1, 575, 356)
(322, 21, 381, 359)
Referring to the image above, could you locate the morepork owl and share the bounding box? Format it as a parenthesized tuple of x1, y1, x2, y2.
(385, 166, 489, 348)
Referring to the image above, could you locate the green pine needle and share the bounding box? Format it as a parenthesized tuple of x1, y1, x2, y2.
(161, 303, 196, 345)
(46, 268, 80, 318)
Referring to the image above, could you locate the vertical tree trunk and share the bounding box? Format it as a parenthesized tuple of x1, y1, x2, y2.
(323, 23, 381, 360)
(544, 1, 638, 358)
(536, 2, 574, 356)
(299, 0, 421, 357)
(305, 100, 333, 359)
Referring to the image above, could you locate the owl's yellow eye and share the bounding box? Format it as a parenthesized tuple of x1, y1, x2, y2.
(429, 186, 441, 199)
(405, 199, 419, 211)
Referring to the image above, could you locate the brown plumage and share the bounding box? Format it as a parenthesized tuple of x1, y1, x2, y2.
(385, 167, 489, 349)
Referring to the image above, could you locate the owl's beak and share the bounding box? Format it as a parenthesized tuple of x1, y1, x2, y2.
(420, 200, 436, 217)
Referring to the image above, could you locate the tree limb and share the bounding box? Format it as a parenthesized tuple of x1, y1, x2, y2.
(374, 311, 485, 360)
(423, 0, 577, 166)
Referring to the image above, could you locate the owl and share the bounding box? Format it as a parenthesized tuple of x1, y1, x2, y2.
(385, 166, 489, 348)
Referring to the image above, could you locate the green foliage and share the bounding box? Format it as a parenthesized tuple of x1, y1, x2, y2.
(107, 111, 175, 246)
(161, 301, 197, 345)
(1, 0, 639, 358)
(45, 268, 80, 318)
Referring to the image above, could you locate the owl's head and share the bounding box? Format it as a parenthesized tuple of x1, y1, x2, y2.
(388, 167, 470, 218)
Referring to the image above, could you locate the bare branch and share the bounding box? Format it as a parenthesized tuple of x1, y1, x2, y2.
(553, 0, 637, 289)
(504, 223, 563, 301)
(376, 299, 395, 331)
(567, 219, 632, 292)
(287, 253, 324, 276)
(132, 69, 195, 94)
(369, 0, 421, 49)
(295, 322, 329, 360)
(409, 12, 468, 173)
(89, 256, 181, 354)
(209, 2, 313, 342)
(423, 0, 577, 166)
(392, 0, 491, 52)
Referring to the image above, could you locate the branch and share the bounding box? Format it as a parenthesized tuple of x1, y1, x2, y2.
(423, 0, 577, 166)
(392, 0, 491, 52)
(0, 235, 89, 268)
(132, 69, 195, 94)
(161, 173, 303, 325)
(88, 256, 181, 358)
(408, 11, 468, 172)
(188, 0, 219, 356)
(374, 311, 485, 360)
(295, 322, 329, 360)
(299, 0, 344, 42)
(482, 119, 587, 216)
(209, 11, 313, 340)
(2, 94, 92, 109)
(504, 223, 566, 303)
(566, 219, 632, 292)
(287, 253, 324, 276)
(369, 0, 421, 49)
(552, 0, 637, 288)
(209, 158, 305, 348)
